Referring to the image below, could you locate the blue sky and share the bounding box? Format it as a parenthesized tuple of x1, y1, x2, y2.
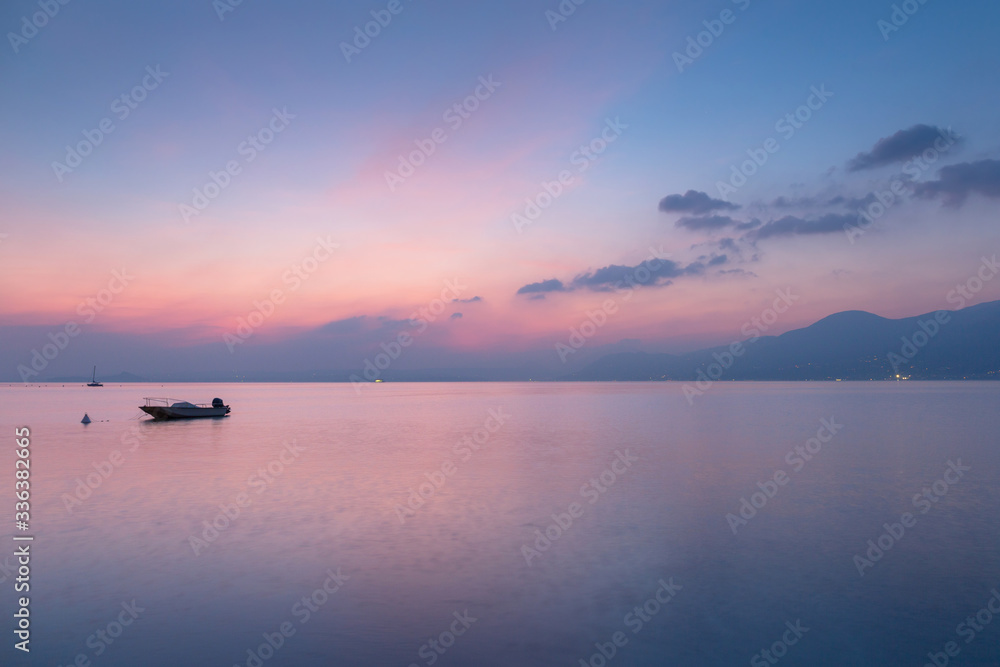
(2, 0, 999, 379)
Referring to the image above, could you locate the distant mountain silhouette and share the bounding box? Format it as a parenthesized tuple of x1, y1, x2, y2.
(18, 303, 999, 383)
(567, 300, 1000, 381)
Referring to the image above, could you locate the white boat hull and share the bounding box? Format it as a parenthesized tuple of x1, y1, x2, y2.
(139, 404, 230, 420)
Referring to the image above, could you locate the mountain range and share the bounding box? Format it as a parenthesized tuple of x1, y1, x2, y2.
(567, 300, 1000, 381)
(14, 301, 999, 383)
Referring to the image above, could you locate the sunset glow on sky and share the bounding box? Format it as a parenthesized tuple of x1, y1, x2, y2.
(2, 0, 999, 379)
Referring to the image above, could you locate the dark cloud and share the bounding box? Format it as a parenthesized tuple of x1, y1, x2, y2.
(833, 194, 879, 210)
(659, 190, 739, 215)
(848, 125, 959, 172)
(452, 296, 482, 303)
(770, 195, 819, 209)
(516, 279, 566, 295)
(450, 312, 463, 319)
(319, 316, 367, 335)
(676, 215, 760, 232)
(716, 237, 738, 252)
(570, 258, 702, 291)
(915, 159, 1000, 206)
(719, 268, 758, 278)
(690, 236, 757, 263)
(517, 255, 711, 296)
(318, 315, 416, 338)
(676, 215, 738, 231)
(751, 213, 855, 240)
(707, 254, 728, 266)
(771, 195, 846, 209)
(766, 194, 876, 213)
(375, 316, 414, 330)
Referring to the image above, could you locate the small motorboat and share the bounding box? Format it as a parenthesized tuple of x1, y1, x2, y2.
(139, 397, 231, 421)
(87, 366, 103, 387)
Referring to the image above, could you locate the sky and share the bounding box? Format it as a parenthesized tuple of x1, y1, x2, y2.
(1, 0, 999, 380)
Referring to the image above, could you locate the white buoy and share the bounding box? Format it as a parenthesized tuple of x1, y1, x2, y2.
(81, 413, 92, 424)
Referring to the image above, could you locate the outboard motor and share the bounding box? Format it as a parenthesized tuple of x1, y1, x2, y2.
(212, 398, 225, 408)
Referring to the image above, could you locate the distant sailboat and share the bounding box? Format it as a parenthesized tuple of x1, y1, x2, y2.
(87, 366, 103, 387)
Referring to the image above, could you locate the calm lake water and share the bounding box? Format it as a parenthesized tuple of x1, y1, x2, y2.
(1, 382, 999, 666)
